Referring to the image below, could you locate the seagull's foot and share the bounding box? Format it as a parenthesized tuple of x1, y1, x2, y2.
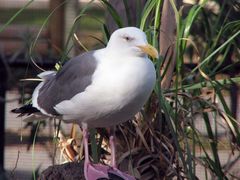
(85, 163, 136, 180)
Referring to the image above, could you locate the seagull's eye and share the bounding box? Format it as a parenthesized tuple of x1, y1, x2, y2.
(123, 36, 133, 42)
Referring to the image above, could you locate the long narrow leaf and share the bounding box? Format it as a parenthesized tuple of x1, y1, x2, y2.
(0, 0, 34, 33)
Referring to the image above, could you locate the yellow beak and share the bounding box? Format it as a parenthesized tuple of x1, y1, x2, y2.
(137, 44, 159, 59)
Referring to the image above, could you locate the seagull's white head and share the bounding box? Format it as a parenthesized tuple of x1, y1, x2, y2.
(107, 27, 158, 59)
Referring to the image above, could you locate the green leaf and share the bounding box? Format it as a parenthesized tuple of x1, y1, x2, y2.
(140, 0, 157, 30)
(168, 77, 240, 92)
(0, 0, 34, 33)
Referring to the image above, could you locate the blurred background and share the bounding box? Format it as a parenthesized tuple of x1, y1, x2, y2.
(0, 0, 240, 179)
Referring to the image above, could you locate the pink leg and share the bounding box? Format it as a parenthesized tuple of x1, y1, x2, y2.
(82, 124, 136, 180)
(108, 129, 136, 180)
(82, 124, 109, 180)
(110, 135, 117, 168)
(82, 126, 90, 179)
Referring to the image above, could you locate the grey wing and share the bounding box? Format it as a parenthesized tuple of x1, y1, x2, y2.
(36, 51, 98, 115)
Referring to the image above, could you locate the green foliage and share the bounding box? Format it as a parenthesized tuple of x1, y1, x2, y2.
(32, 120, 41, 180)
(164, 0, 239, 179)
(98, 0, 240, 179)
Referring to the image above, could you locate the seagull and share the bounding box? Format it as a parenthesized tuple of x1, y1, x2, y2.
(12, 27, 157, 180)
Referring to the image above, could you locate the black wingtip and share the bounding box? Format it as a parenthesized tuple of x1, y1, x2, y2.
(11, 104, 40, 116)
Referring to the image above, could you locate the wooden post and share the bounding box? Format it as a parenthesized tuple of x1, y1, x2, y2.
(49, 0, 65, 56)
(64, 0, 79, 57)
(0, 60, 7, 175)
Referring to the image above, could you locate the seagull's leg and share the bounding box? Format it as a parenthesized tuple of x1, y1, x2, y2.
(82, 123, 90, 179)
(82, 124, 136, 180)
(107, 126, 136, 180)
(82, 123, 109, 180)
(109, 127, 117, 168)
